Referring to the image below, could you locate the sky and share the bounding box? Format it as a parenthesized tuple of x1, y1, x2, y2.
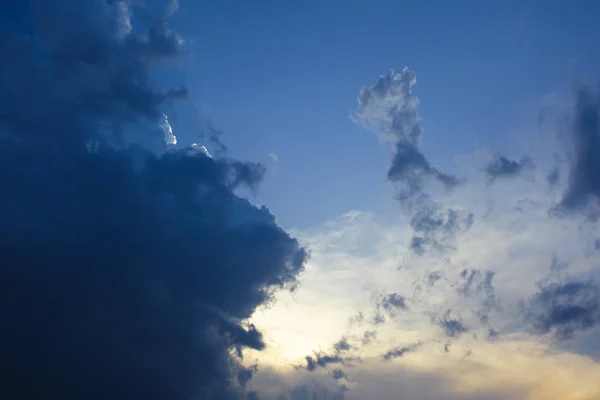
(1, 1, 600, 400)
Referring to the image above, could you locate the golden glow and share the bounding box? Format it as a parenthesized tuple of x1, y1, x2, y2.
(248, 337, 600, 400)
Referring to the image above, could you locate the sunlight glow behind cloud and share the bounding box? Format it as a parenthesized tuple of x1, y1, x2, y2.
(2, 2, 600, 400)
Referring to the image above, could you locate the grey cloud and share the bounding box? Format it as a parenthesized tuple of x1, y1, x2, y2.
(348, 311, 365, 326)
(331, 369, 348, 381)
(409, 201, 474, 255)
(484, 154, 533, 181)
(456, 268, 500, 314)
(412, 270, 446, 300)
(304, 337, 355, 372)
(440, 318, 469, 337)
(547, 166, 560, 187)
(523, 279, 600, 341)
(354, 68, 471, 255)
(197, 119, 229, 156)
(514, 198, 537, 213)
(355, 68, 422, 146)
(354, 68, 460, 196)
(382, 342, 422, 361)
(547, 153, 563, 188)
(361, 330, 377, 345)
(305, 354, 345, 372)
(372, 293, 408, 324)
(536, 255, 570, 289)
(333, 337, 352, 353)
(382, 293, 408, 312)
(435, 310, 469, 338)
(289, 384, 346, 400)
(246, 392, 261, 400)
(389, 142, 460, 195)
(428, 271, 444, 287)
(373, 312, 386, 325)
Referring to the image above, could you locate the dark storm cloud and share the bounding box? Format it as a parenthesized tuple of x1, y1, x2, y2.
(0, 1, 307, 399)
(354, 68, 472, 255)
(382, 342, 422, 361)
(522, 280, 600, 341)
(553, 87, 600, 217)
(484, 154, 533, 181)
(0, 0, 188, 148)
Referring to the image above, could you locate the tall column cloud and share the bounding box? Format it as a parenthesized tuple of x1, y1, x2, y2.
(353, 68, 472, 254)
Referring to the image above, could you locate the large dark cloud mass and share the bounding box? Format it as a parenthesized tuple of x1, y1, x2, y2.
(0, 1, 306, 399)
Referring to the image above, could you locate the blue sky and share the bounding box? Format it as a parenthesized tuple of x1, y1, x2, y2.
(2, 1, 600, 400)
(163, 0, 600, 229)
